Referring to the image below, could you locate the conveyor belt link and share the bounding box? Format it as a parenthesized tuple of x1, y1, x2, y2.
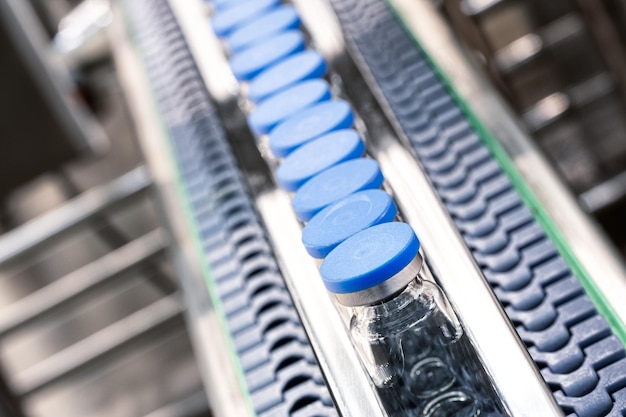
(327, 0, 626, 416)
(126, 0, 626, 414)
(124, 1, 337, 416)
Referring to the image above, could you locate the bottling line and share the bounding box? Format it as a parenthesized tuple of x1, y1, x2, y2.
(103, 0, 626, 415)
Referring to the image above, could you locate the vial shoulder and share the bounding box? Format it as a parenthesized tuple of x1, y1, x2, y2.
(351, 292, 438, 338)
(350, 279, 462, 341)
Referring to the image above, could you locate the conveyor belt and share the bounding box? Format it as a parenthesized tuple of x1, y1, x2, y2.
(326, 0, 626, 416)
(123, 0, 626, 415)
(123, 1, 337, 416)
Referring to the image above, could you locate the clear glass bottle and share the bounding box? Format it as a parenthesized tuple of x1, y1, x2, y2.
(321, 222, 504, 417)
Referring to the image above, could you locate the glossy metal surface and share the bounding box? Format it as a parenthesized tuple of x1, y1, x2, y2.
(522, 74, 615, 132)
(54, 0, 112, 66)
(335, 254, 423, 307)
(257, 191, 387, 416)
(144, 391, 209, 417)
(580, 170, 626, 213)
(390, 0, 626, 342)
(294, 0, 563, 415)
(0, 0, 108, 157)
(0, 229, 168, 337)
(494, 14, 584, 73)
(522, 92, 570, 131)
(167, 0, 237, 104)
(110, 10, 253, 417)
(461, 0, 504, 16)
(0, 166, 152, 267)
(168, 1, 388, 415)
(13, 295, 183, 396)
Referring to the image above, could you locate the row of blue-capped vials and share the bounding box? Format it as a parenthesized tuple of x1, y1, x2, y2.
(207, 1, 504, 416)
(210, 0, 407, 269)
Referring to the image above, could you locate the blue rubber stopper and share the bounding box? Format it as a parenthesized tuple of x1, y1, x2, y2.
(211, 0, 279, 38)
(212, 0, 252, 11)
(227, 6, 301, 54)
(276, 129, 365, 192)
(248, 51, 327, 103)
(302, 190, 398, 258)
(291, 158, 384, 221)
(248, 79, 331, 136)
(269, 100, 354, 157)
(230, 31, 305, 81)
(320, 222, 420, 294)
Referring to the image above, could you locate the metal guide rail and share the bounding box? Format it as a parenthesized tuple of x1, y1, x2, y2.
(116, 0, 626, 417)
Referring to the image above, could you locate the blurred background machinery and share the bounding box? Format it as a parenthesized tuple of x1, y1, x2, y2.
(0, 0, 208, 416)
(1, 0, 626, 416)
(440, 0, 626, 253)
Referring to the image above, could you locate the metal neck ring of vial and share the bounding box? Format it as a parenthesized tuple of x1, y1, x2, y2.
(334, 252, 423, 307)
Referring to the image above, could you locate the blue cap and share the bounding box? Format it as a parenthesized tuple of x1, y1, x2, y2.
(227, 6, 301, 54)
(248, 80, 331, 136)
(248, 51, 327, 103)
(269, 100, 354, 157)
(230, 31, 305, 81)
(213, 0, 261, 11)
(320, 222, 420, 294)
(212, 0, 251, 11)
(211, 0, 280, 38)
(302, 190, 397, 258)
(276, 130, 365, 192)
(291, 158, 384, 221)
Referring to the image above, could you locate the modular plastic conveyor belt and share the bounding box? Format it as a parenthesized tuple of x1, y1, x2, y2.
(326, 0, 626, 416)
(123, 0, 626, 415)
(124, 1, 337, 416)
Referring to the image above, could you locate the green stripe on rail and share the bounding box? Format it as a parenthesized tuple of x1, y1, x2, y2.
(386, 0, 626, 348)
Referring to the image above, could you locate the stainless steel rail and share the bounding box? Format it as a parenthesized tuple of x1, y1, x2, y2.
(389, 0, 626, 341)
(144, 391, 209, 417)
(110, 8, 253, 417)
(13, 295, 183, 396)
(493, 14, 584, 74)
(461, 0, 505, 16)
(294, 1, 564, 415)
(256, 191, 386, 417)
(0, 229, 168, 337)
(522, 74, 614, 132)
(0, 0, 108, 156)
(0, 166, 152, 267)
(167, 1, 387, 415)
(580, 171, 626, 213)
